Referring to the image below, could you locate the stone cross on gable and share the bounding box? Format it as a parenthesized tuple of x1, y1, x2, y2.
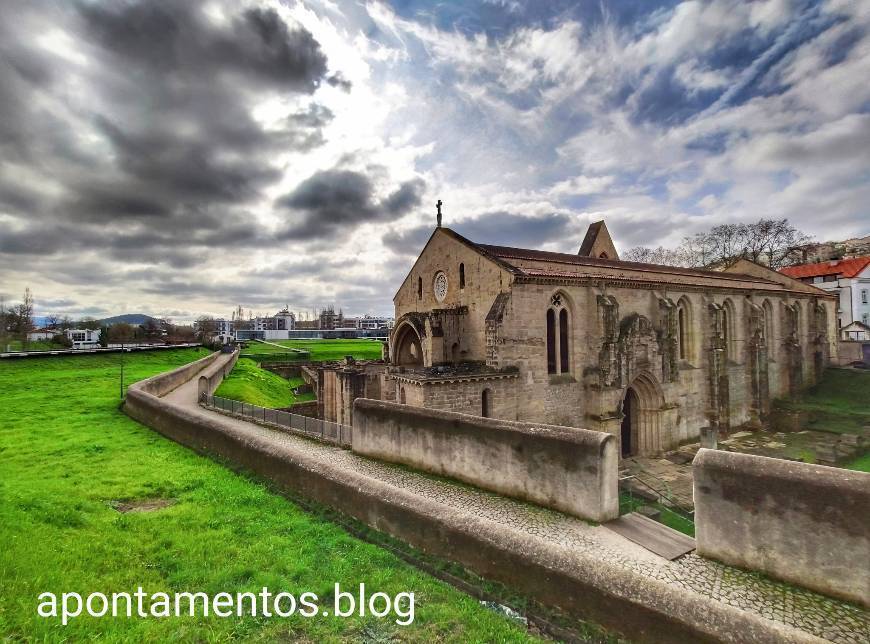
(436, 199, 443, 227)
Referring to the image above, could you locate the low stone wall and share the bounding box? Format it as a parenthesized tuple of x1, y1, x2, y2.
(352, 398, 618, 522)
(138, 350, 219, 397)
(197, 349, 239, 399)
(694, 449, 870, 606)
(279, 400, 318, 418)
(836, 340, 867, 365)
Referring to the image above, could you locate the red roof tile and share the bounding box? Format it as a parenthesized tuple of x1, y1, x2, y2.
(780, 256, 870, 279)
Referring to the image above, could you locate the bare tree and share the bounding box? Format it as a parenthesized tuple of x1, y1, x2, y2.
(622, 245, 687, 266)
(626, 218, 811, 270)
(194, 316, 217, 341)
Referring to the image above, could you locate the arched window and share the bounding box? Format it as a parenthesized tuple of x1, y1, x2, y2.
(400, 387, 406, 404)
(677, 306, 687, 359)
(417, 277, 422, 299)
(459, 263, 465, 289)
(676, 296, 693, 362)
(559, 308, 569, 373)
(546, 309, 557, 374)
(481, 388, 491, 418)
(546, 292, 571, 376)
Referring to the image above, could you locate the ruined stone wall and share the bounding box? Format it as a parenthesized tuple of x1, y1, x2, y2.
(393, 229, 513, 365)
(320, 363, 389, 425)
(490, 282, 832, 455)
(391, 374, 519, 420)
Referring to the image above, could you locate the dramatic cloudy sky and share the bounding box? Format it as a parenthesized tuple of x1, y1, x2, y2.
(1, 0, 868, 321)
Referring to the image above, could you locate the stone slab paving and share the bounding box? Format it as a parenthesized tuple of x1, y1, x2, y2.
(165, 371, 869, 643)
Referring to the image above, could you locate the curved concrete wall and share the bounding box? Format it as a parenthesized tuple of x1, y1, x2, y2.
(136, 350, 220, 397)
(198, 350, 239, 399)
(352, 398, 618, 522)
(694, 449, 870, 606)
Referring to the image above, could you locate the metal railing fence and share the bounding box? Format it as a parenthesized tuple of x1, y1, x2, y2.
(200, 393, 351, 447)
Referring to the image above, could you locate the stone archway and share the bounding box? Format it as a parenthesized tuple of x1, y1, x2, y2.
(392, 322, 423, 367)
(619, 372, 666, 457)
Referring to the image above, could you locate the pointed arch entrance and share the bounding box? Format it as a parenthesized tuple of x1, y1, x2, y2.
(619, 372, 666, 458)
(392, 321, 423, 367)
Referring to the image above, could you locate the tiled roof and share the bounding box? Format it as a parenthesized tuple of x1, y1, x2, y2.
(780, 256, 870, 279)
(476, 243, 776, 284)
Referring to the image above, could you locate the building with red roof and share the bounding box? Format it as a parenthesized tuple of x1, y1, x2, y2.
(781, 256, 870, 333)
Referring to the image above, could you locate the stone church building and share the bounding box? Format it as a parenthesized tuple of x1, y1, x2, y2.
(388, 221, 839, 457)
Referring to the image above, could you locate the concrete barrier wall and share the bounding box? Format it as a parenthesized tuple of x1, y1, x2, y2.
(352, 398, 618, 522)
(198, 350, 240, 399)
(138, 351, 219, 397)
(693, 449, 870, 606)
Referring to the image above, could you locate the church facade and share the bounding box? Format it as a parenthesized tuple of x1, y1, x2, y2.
(388, 222, 839, 457)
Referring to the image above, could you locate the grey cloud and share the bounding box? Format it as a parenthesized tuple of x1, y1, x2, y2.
(276, 170, 425, 240)
(78, 3, 328, 92)
(382, 212, 575, 256)
(0, 0, 336, 263)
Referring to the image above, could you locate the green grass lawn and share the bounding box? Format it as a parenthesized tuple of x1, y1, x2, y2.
(844, 453, 870, 472)
(3, 339, 65, 352)
(214, 358, 315, 408)
(242, 339, 385, 363)
(773, 368, 870, 435)
(0, 349, 537, 642)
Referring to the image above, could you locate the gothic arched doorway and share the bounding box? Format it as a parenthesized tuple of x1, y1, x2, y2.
(392, 322, 423, 367)
(619, 372, 666, 457)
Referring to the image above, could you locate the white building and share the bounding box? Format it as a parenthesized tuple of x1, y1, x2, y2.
(349, 315, 394, 330)
(27, 328, 60, 342)
(65, 328, 101, 349)
(781, 256, 870, 331)
(215, 309, 296, 341)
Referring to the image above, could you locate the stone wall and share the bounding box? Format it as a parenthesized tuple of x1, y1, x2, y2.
(138, 350, 219, 397)
(693, 448, 870, 606)
(837, 340, 867, 365)
(320, 363, 390, 425)
(392, 372, 519, 420)
(352, 398, 618, 522)
(393, 229, 514, 365)
(197, 350, 239, 399)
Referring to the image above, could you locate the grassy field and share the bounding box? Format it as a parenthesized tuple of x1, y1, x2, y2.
(844, 453, 870, 472)
(214, 358, 315, 408)
(773, 368, 870, 435)
(242, 339, 384, 363)
(0, 349, 537, 642)
(3, 339, 64, 352)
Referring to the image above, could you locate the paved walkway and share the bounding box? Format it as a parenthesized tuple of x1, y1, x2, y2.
(164, 360, 868, 643)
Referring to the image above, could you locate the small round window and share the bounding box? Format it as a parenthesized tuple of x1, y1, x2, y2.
(433, 271, 448, 303)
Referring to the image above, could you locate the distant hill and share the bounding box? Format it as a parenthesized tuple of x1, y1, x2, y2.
(98, 314, 160, 326)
